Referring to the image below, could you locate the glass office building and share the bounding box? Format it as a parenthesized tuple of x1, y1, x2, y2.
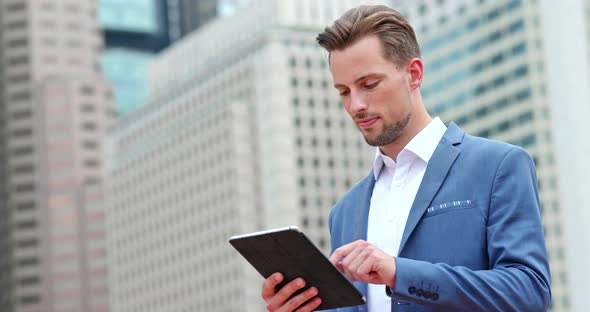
(99, 0, 170, 115)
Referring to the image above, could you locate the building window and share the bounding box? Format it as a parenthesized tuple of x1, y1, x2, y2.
(6, 2, 26, 11)
(518, 133, 537, 147)
(302, 217, 309, 228)
(82, 122, 97, 131)
(509, 19, 525, 33)
(12, 109, 32, 119)
(83, 141, 98, 150)
(13, 165, 34, 174)
(17, 257, 39, 267)
(512, 42, 527, 55)
(8, 38, 28, 48)
(497, 120, 510, 132)
(81, 103, 95, 113)
(9, 92, 31, 102)
(16, 202, 36, 211)
(20, 295, 41, 304)
(84, 158, 100, 168)
(493, 75, 506, 88)
(418, 4, 427, 15)
(80, 85, 95, 95)
(12, 146, 33, 156)
(17, 239, 39, 249)
(64, 3, 79, 12)
(5, 20, 27, 30)
(513, 65, 529, 78)
(300, 197, 307, 207)
(8, 55, 29, 65)
(15, 183, 35, 193)
(15, 219, 38, 230)
(515, 88, 531, 102)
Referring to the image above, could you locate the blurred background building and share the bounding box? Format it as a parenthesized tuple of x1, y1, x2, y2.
(99, 0, 254, 117)
(99, 0, 175, 116)
(107, 0, 387, 310)
(0, 0, 114, 311)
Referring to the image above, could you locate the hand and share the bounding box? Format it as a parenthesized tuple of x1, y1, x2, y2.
(261, 273, 322, 311)
(329, 240, 396, 288)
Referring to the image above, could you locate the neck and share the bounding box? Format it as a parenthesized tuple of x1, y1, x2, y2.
(380, 104, 432, 160)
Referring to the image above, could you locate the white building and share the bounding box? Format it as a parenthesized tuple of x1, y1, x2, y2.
(107, 1, 388, 311)
(401, 0, 590, 311)
(0, 0, 114, 311)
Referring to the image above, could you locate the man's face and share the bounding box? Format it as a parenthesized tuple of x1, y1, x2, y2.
(330, 35, 413, 147)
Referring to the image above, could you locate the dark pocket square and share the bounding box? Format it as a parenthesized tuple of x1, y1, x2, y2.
(424, 200, 473, 218)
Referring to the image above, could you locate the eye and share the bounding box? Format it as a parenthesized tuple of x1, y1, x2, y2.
(339, 89, 350, 96)
(364, 81, 380, 89)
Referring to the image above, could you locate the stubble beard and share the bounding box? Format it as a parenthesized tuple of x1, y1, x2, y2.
(362, 112, 412, 147)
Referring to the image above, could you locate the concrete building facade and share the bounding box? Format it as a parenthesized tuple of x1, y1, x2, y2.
(0, 0, 114, 311)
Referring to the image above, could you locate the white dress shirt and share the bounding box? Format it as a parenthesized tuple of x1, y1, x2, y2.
(367, 117, 447, 312)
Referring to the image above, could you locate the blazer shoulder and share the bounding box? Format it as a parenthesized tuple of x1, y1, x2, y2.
(460, 132, 530, 161)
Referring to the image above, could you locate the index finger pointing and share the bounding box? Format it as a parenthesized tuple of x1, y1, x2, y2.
(329, 241, 359, 265)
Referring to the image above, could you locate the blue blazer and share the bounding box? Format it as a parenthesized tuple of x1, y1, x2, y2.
(328, 123, 551, 312)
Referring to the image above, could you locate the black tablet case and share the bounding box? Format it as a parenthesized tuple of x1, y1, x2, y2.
(229, 227, 365, 310)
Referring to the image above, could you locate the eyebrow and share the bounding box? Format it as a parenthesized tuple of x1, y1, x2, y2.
(333, 73, 384, 88)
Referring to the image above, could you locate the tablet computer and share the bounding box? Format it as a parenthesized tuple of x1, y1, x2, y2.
(229, 226, 365, 310)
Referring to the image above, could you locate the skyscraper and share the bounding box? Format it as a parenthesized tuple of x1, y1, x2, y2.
(107, 0, 388, 311)
(0, 0, 114, 311)
(167, 0, 219, 41)
(99, 0, 172, 115)
(99, 0, 225, 116)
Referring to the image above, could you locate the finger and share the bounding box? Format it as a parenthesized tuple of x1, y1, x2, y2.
(355, 254, 382, 283)
(341, 245, 371, 281)
(266, 278, 307, 311)
(294, 296, 322, 312)
(281, 287, 319, 312)
(262, 273, 284, 301)
(357, 252, 396, 286)
(329, 240, 364, 264)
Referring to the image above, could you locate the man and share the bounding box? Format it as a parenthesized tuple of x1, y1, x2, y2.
(261, 5, 551, 312)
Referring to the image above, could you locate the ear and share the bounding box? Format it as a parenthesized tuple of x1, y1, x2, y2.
(406, 58, 423, 90)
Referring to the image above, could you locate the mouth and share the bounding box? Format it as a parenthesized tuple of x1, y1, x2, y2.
(356, 117, 379, 129)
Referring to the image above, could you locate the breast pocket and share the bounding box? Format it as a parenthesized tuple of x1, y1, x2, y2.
(423, 200, 473, 218)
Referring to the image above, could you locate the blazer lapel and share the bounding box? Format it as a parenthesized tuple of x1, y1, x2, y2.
(397, 123, 463, 254)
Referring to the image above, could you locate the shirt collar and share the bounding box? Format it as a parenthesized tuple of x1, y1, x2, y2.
(373, 117, 447, 179)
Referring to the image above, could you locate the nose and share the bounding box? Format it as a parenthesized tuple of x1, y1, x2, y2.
(350, 91, 367, 114)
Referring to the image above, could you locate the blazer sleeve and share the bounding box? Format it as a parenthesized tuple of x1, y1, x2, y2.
(390, 147, 551, 311)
